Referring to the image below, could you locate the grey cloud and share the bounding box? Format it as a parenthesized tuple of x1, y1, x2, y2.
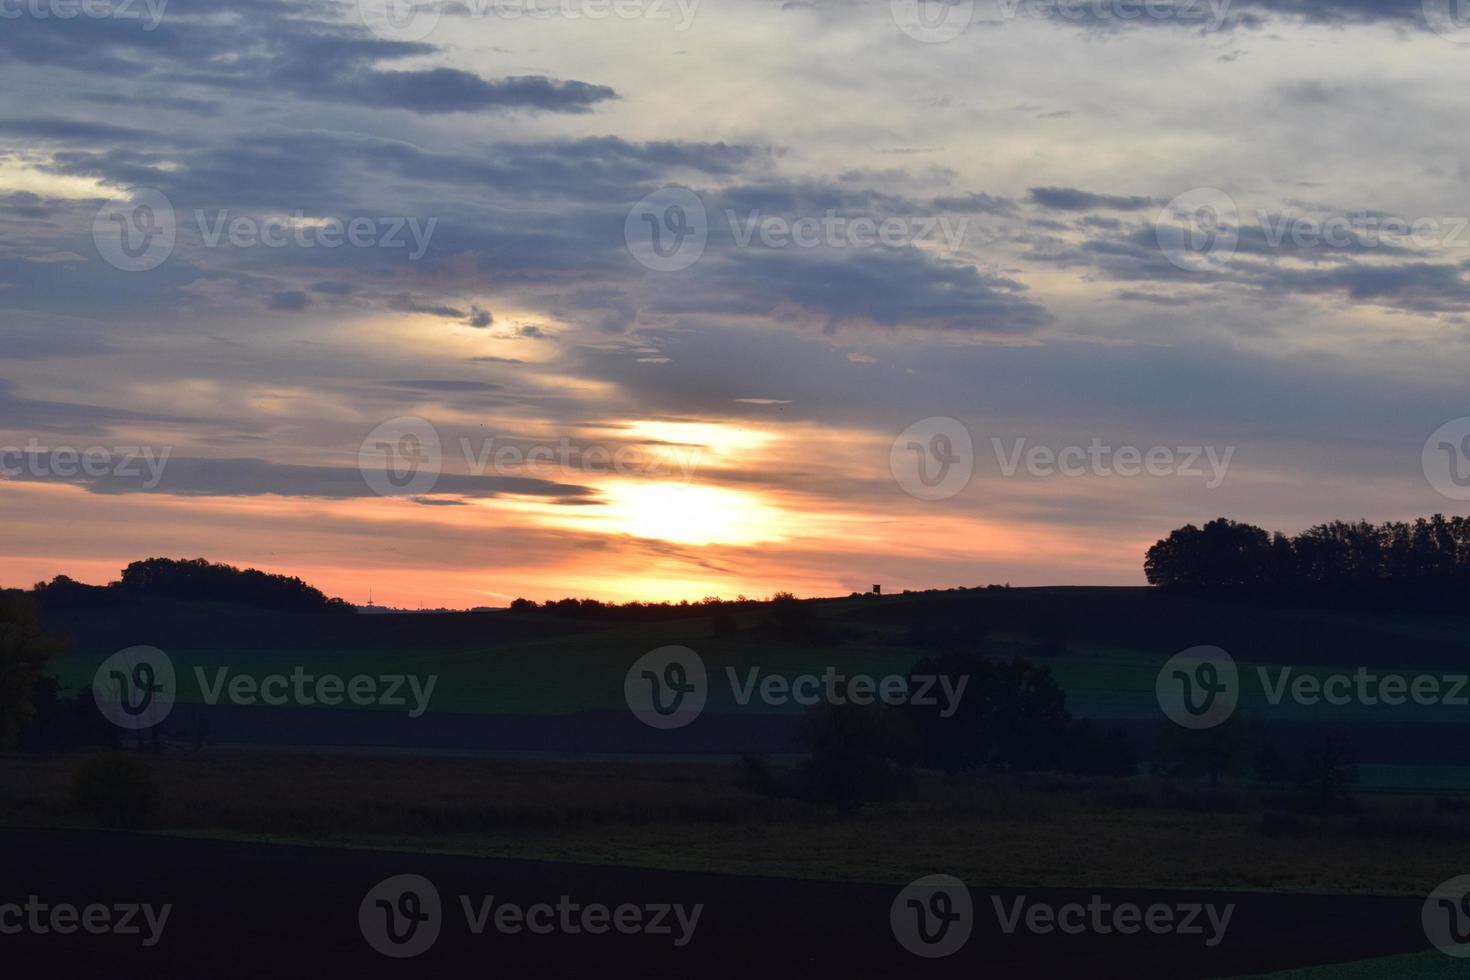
(1029, 186, 1158, 212)
(696, 248, 1051, 333)
(20, 455, 596, 500)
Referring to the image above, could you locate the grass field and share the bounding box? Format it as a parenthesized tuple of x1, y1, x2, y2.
(6, 749, 1470, 897)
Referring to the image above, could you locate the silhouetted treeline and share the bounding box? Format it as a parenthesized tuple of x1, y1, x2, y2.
(33, 558, 352, 615)
(509, 591, 786, 621)
(1145, 516, 1470, 602)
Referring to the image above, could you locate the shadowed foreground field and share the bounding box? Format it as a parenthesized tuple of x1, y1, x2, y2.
(5, 750, 1469, 897)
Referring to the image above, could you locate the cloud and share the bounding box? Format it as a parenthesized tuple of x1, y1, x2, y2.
(701, 248, 1051, 333)
(9, 455, 596, 500)
(0, 0, 616, 116)
(1028, 187, 1158, 212)
(268, 290, 311, 311)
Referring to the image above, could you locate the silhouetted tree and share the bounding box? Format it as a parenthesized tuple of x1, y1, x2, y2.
(0, 592, 62, 747)
(114, 558, 351, 613)
(908, 653, 1071, 774)
(1297, 734, 1358, 817)
(1145, 513, 1470, 603)
(797, 701, 915, 812)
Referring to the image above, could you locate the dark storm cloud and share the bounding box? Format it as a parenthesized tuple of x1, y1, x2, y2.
(1028, 187, 1158, 212)
(931, 192, 1017, 213)
(0, 116, 161, 143)
(76, 92, 221, 115)
(268, 290, 311, 311)
(1025, 204, 1470, 314)
(698, 248, 1051, 333)
(0, 0, 614, 115)
(384, 380, 503, 393)
(0, 379, 214, 435)
(5, 455, 596, 500)
(355, 70, 615, 114)
(0, 191, 61, 219)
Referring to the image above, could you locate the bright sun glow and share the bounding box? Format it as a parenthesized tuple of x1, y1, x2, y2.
(598, 482, 790, 546)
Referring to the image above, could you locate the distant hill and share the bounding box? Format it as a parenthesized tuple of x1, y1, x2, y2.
(33, 558, 352, 616)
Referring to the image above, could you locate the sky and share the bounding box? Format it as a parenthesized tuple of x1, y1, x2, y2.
(3, 0, 1470, 606)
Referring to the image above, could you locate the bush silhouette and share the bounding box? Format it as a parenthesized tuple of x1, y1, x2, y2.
(70, 752, 158, 826)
